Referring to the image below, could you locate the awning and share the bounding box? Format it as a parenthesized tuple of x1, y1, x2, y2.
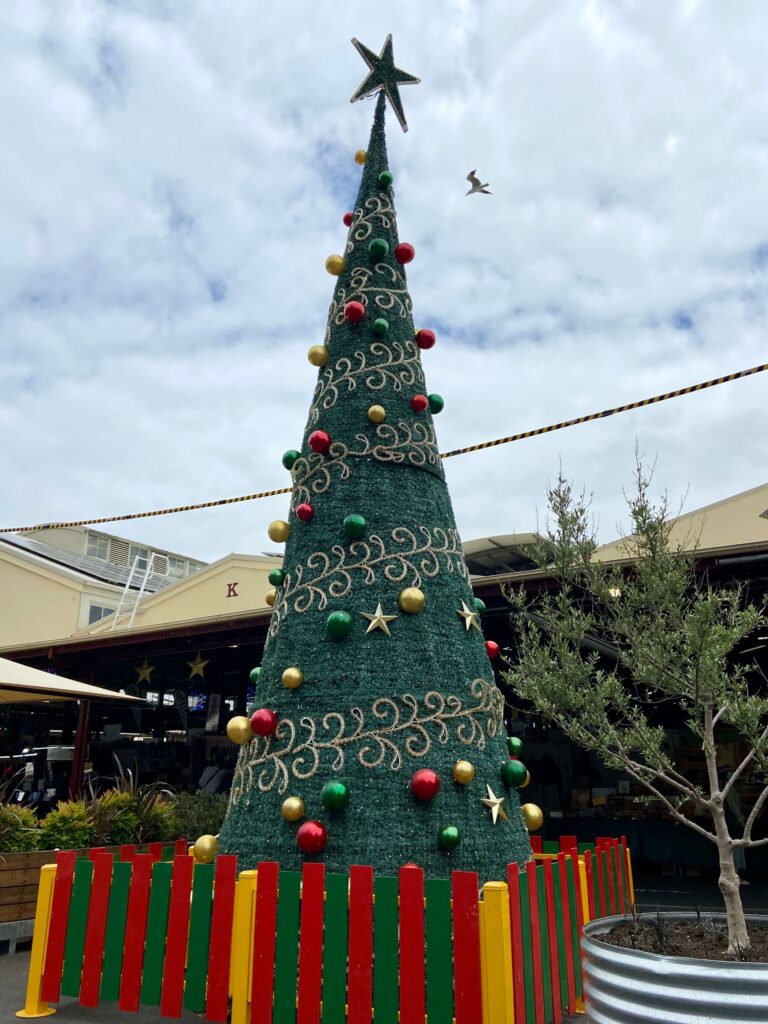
(0, 656, 145, 705)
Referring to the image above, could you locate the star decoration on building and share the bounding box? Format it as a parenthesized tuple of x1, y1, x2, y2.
(481, 784, 510, 825)
(361, 603, 399, 636)
(457, 601, 481, 632)
(135, 659, 155, 684)
(187, 652, 210, 679)
(350, 34, 420, 133)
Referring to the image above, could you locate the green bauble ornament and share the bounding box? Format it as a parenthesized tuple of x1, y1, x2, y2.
(507, 736, 524, 757)
(327, 610, 353, 638)
(343, 514, 366, 539)
(428, 394, 444, 414)
(321, 780, 350, 810)
(249, 666, 261, 684)
(268, 568, 286, 587)
(368, 238, 389, 260)
(501, 759, 528, 788)
(474, 597, 486, 616)
(282, 449, 300, 470)
(378, 170, 394, 188)
(438, 825, 461, 851)
(372, 317, 389, 336)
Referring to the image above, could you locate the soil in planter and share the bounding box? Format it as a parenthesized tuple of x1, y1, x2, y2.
(599, 919, 768, 963)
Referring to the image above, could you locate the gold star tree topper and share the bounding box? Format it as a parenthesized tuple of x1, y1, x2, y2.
(350, 34, 420, 133)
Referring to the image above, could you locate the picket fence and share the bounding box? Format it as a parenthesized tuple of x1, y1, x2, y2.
(18, 836, 634, 1024)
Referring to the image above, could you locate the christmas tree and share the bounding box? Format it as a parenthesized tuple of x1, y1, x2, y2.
(220, 36, 533, 879)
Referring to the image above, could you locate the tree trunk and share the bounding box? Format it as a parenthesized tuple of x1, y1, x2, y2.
(712, 805, 749, 952)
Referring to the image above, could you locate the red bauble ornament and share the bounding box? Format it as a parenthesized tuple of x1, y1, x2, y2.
(486, 640, 500, 660)
(308, 430, 332, 454)
(410, 769, 441, 801)
(343, 212, 354, 227)
(415, 329, 436, 350)
(297, 820, 328, 854)
(411, 394, 429, 413)
(296, 503, 314, 522)
(395, 242, 415, 264)
(344, 301, 366, 324)
(250, 708, 278, 736)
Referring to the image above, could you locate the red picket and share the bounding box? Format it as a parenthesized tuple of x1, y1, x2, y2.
(528, 836, 543, 854)
(296, 862, 325, 1024)
(506, 863, 527, 1024)
(347, 865, 374, 1024)
(559, 836, 578, 855)
(88, 847, 106, 860)
(525, 861, 545, 1024)
(174, 838, 188, 856)
(583, 851, 597, 920)
(119, 845, 136, 863)
(594, 848, 607, 917)
(148, 842, 164, 861)
(543, 859, 562, 1023)
(79, 853, 114, 1007)
(451, 871, 483, 1024)
(41, 850, 77, 1003)
(158, 854, 194, 1018)
(556, 854, 576, 1013)
(118, 854, 153, 1012)
(399, 865, 426, 1024)
(250, 861, 279, 1024)
(205, 855, 238, 1023)
(604, 844, 617, 915)
(614, 842, 625, 914)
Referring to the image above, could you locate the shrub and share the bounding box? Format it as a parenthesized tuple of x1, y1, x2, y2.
(135, 792, 176, 843)
(170, 791, 228, 842)
(91, 790, 139, 846)
(39, 800, 94, 851)
(0, 805, 39, 853)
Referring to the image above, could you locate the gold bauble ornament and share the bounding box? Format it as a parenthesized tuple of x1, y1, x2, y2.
(399, 587, 426, 614)
(521, 770, 531, 789)
(265, 588, 277, 607)
(268, 520, 291, 543)
(226, 715, 253, 745)
(307, 345, 329, 368)
(452, 760, 475, 785)
(521, 803, 544, 831)
(281, 796, 305, 822)
(325, 254, 345, 276)
(368, 404, 386, 423)
(282, 666, 304, 690)
(354, 149, 367, 165)
(193, 834, 218, 863)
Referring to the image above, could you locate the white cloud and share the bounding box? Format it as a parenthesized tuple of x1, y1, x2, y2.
(0, 0, 766, 561)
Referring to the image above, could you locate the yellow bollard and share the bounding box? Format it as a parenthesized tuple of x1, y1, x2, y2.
(16, 864, 57, 1018)
(230, 870, 258, 1024)
(479, 881, 514, 1024)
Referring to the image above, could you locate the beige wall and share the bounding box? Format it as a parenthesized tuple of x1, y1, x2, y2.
(0, 552, 83, 646)
(21, 527, 86, 554)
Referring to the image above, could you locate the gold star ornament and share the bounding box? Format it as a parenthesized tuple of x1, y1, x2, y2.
(457, 600, 481, 632)
(481, 784, 510, 825)
(135, 659, 155, 684)
(361, 603, 398, 636)
(187, 652, 210, 679)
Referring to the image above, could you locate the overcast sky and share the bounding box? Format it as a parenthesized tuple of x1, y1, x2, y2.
(1, 1, 766, 563)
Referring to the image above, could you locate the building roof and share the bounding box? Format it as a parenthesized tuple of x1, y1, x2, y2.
(0, 533, 175, 592)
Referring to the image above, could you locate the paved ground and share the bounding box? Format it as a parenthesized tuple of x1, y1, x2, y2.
(1, 871, 763, 1022)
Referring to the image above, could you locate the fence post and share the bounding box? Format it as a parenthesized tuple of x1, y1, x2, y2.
(479, 881, 515, 1024)
(230, 870, 257, 1024)
(16, 864, 57, 1019)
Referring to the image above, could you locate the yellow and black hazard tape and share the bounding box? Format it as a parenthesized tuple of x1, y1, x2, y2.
(2, 361, 765, 534)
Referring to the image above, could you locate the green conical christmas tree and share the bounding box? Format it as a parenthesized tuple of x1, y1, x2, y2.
(220, 41, 532, 879)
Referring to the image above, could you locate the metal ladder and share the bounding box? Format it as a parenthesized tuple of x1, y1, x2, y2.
(110, 552, 166, 629)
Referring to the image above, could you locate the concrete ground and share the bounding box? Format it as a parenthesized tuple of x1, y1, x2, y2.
(1, 871, 764, 1022)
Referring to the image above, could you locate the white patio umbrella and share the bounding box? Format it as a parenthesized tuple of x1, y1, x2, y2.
(0, 656, 144, 705)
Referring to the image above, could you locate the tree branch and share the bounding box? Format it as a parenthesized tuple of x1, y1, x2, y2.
(743, 783, 768, 844)
(620, 764, 717, 843)
(723, 723, 768, 801)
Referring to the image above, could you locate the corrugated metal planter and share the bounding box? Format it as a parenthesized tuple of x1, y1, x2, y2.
(582, 912, 768, 1023)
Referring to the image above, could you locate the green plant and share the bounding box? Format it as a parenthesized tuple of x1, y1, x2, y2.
(171, 791, 228, 842)
(0, 805, 39, 853)
(39, 801, 94, 851)
(90, 790, 139, 846)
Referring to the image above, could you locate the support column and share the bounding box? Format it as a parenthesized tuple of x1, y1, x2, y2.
(69, 699, 91, 800)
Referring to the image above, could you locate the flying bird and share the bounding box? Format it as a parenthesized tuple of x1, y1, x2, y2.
(466, 170, 491, 195)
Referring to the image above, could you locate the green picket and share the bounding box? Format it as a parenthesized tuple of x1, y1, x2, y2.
(424, 877, 454, 1024)
(551, 861, 569, 1010)
(184, 863, 215, 1012)
(60, 858, 93, 997)
(139, 861, 172, 1005)
(372, 875, 399, 1024)
(537, 865, 553, 1024)
(542, 841, 559, 854)
(272, 870, 301, 1022)
(518, 870, 536, 1024)
(321, 874, 349, 1024)
(578, 842, 592, 854)
(610, 844, 622, 911)
(600, 849, 611, 915)
(565, 856, 583, 999)
(100, 861, 132, 1001)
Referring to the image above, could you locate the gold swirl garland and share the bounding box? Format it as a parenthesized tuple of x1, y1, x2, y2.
(230, 678, 503, 801)
(325, 263, 412, 344)
(346, 193, 397, 248)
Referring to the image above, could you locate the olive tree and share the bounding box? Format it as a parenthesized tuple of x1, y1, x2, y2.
(504, 469, 768, 951)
